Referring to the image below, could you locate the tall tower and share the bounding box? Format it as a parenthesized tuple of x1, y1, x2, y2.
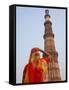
(43, 10, 61, 81)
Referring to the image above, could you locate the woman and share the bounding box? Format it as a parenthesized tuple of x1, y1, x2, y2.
(22, 47, 50, 83)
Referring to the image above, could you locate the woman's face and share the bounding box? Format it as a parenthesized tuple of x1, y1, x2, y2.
(33, 51, 40, 59)
(32, 52, 40, 67)
(31, 51, 40, 64)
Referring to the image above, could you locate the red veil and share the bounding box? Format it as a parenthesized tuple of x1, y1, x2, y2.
(22, 48, 49, 83)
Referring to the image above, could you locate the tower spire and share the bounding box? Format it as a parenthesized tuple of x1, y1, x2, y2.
(44, 9, 52, 27)
(45, 9, 49, 15)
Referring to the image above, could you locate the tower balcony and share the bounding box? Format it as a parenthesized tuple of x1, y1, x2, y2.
(43, 33, 54, 39)
(44, 20, 52, 26)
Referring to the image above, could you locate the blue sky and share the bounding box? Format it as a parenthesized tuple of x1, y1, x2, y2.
(16, 6, 66, 83)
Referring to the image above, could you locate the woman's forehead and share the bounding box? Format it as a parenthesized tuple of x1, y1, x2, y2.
(33, 51, 40, 54)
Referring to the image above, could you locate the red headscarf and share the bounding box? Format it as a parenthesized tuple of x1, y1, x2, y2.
(29, 47, 40, 63)
(28, 48, 40, 83)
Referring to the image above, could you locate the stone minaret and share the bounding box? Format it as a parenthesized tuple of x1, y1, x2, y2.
(43, 10, 61, 81)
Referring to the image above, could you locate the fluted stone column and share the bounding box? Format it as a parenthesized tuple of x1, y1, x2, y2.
(43, 10, 61, 81)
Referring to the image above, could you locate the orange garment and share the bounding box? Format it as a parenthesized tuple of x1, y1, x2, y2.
(23, 62, 43, 83)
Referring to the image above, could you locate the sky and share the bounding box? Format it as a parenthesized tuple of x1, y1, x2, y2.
(16, 6, 66, 83)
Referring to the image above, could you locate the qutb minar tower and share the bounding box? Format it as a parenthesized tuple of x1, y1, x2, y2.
(43, 10, 61, 81)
